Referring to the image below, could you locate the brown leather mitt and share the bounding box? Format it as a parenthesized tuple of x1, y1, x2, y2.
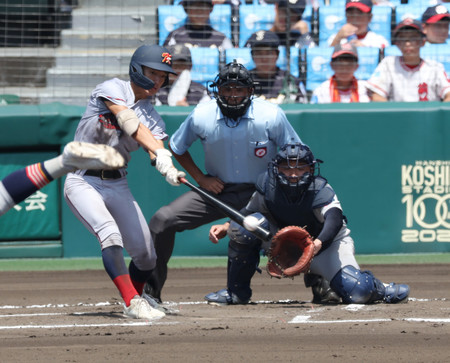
(266, 226, 315, 278)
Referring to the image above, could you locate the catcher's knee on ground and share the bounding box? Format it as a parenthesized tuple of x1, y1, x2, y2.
(304, 273, 341, 304)
(330, 265, 410, 304)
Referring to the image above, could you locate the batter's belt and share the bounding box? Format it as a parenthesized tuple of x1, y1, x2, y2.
(84, 169, 123, 180)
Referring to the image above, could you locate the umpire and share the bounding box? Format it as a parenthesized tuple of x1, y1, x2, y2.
(144, 61, 302, 306)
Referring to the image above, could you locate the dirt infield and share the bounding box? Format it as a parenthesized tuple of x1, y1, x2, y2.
(0, 264, 449, 363)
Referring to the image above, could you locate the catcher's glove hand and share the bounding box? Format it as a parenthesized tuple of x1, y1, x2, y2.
(266, 226, 314, 278)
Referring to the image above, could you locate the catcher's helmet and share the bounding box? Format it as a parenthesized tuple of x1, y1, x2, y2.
(210, 60, 254, 121)
(129, 44, 177, 90)
(271, 143, 320, 201)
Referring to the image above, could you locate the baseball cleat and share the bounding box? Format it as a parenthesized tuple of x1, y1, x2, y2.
(62, 141, 125, 170)
(123, 295, 166, 320)
(204, 288, 249, 306)
(142, 292, 179, 315)
(383, 283, 410, 303)
(304, 273, 341, 304)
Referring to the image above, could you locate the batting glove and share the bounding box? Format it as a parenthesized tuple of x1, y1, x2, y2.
(155, 149, 173, 176)
(165, 167, 186, 186)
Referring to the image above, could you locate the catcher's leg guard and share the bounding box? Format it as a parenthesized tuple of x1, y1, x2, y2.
(330, 265, 384, 304)
(383, 283, 410, 304)
(304, 273, 341, 304)
(330, 265, 410, 304)
(225, 214, 268, 302)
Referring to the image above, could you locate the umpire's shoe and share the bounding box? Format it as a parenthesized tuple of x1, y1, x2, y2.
(205, 288, 249, 306)
(383, 283, 410, 303)
(304, 273, 341, 304)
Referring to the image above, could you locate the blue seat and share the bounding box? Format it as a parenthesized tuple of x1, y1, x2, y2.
(225, 47, 255, 69)
(305, 46, 380, 91)
(189, 47, 220, 87)
(225, 46, 300, 77)
(383, 45, 401, 58)
(277, 46, 300, 78)
(318, 5, 392, 45)
(157, 4, 232, 46)
(238, 4, 276, 47)
(422, 44, 450, 73)
(395, 4, 428, 23)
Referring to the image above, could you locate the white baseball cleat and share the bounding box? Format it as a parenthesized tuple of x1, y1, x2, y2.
(123, 296, 166, 320)
(142, 292, 179, 315)
(62, 141, 125, 170)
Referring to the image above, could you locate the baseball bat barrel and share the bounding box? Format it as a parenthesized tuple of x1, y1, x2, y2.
(179, 177, 271, 241)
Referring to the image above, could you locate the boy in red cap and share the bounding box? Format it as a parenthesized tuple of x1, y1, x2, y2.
(329, 0, 389, 49)
(421, 4, 450, 44)
(367, 19, 450, 102)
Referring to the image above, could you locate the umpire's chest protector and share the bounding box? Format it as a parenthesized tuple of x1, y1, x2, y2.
(260, 175, 335, 238)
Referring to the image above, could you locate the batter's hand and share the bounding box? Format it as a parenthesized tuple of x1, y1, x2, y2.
(209, 223, 230, 244)
(198, 175, 225, 194)
(165, 167, 186, 186)
(155, 149, 174, 176)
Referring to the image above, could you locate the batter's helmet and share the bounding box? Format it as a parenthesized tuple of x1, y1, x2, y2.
(210, 60, 254, 121)
(129, 44, 177, 90)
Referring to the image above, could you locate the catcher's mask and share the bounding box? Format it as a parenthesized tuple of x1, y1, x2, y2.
(209, 60, 254, 123)
(270, 143, 321, 201)
(129, 44, 177, 90)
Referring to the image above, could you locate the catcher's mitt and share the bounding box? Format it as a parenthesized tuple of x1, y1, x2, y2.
(266, 226, 314, 278)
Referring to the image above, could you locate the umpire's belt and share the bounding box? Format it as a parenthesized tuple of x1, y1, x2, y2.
(84, 169, 122, 180)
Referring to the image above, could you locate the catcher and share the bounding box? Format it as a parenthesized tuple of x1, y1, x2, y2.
(206, 143, 410, 305)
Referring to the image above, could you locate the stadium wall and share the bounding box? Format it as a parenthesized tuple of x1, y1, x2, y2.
(0, 102, 449, 258)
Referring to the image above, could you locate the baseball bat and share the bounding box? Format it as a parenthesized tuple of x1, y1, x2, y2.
(179, 177, 271, 241)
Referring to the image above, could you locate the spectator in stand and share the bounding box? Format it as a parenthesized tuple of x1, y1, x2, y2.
(164, 0, 233, 51)
(366, 19, 450, 102)
(329, 0, 389, 49)
(310, 43, 370, 104)
(421, 4, 450, 45)
(246, 30, 308, 104)
(269, 0, 316, 48)
(152, 44, 211, 106)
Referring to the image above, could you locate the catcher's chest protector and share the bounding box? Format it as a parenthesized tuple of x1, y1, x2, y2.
(264, 177, 328, 237)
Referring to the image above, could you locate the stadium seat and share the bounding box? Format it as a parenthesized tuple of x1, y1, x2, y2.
(318, 5, 392, 45)
(394, 4, 428, 23)
(225, 46, 300, 77)
(383, 45, 401, 58)
(189, 47, 220, 87)
(277, 46, 300, 78)
(238, 4, 276, 47)
(305, 46, 380, 92)
(157, 4, 232, 46)
(225, 47, 255, 69)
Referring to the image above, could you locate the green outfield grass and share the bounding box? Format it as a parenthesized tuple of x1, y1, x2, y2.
(0, 253, 449, 271)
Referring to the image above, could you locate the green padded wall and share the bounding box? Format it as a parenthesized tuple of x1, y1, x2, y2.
(1, 102, 449, 257)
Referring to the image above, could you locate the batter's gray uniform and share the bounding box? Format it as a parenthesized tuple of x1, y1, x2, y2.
(64, 78, 168, 270)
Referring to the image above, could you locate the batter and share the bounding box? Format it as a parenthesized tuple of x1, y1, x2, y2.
(64, 44, 185, 320)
